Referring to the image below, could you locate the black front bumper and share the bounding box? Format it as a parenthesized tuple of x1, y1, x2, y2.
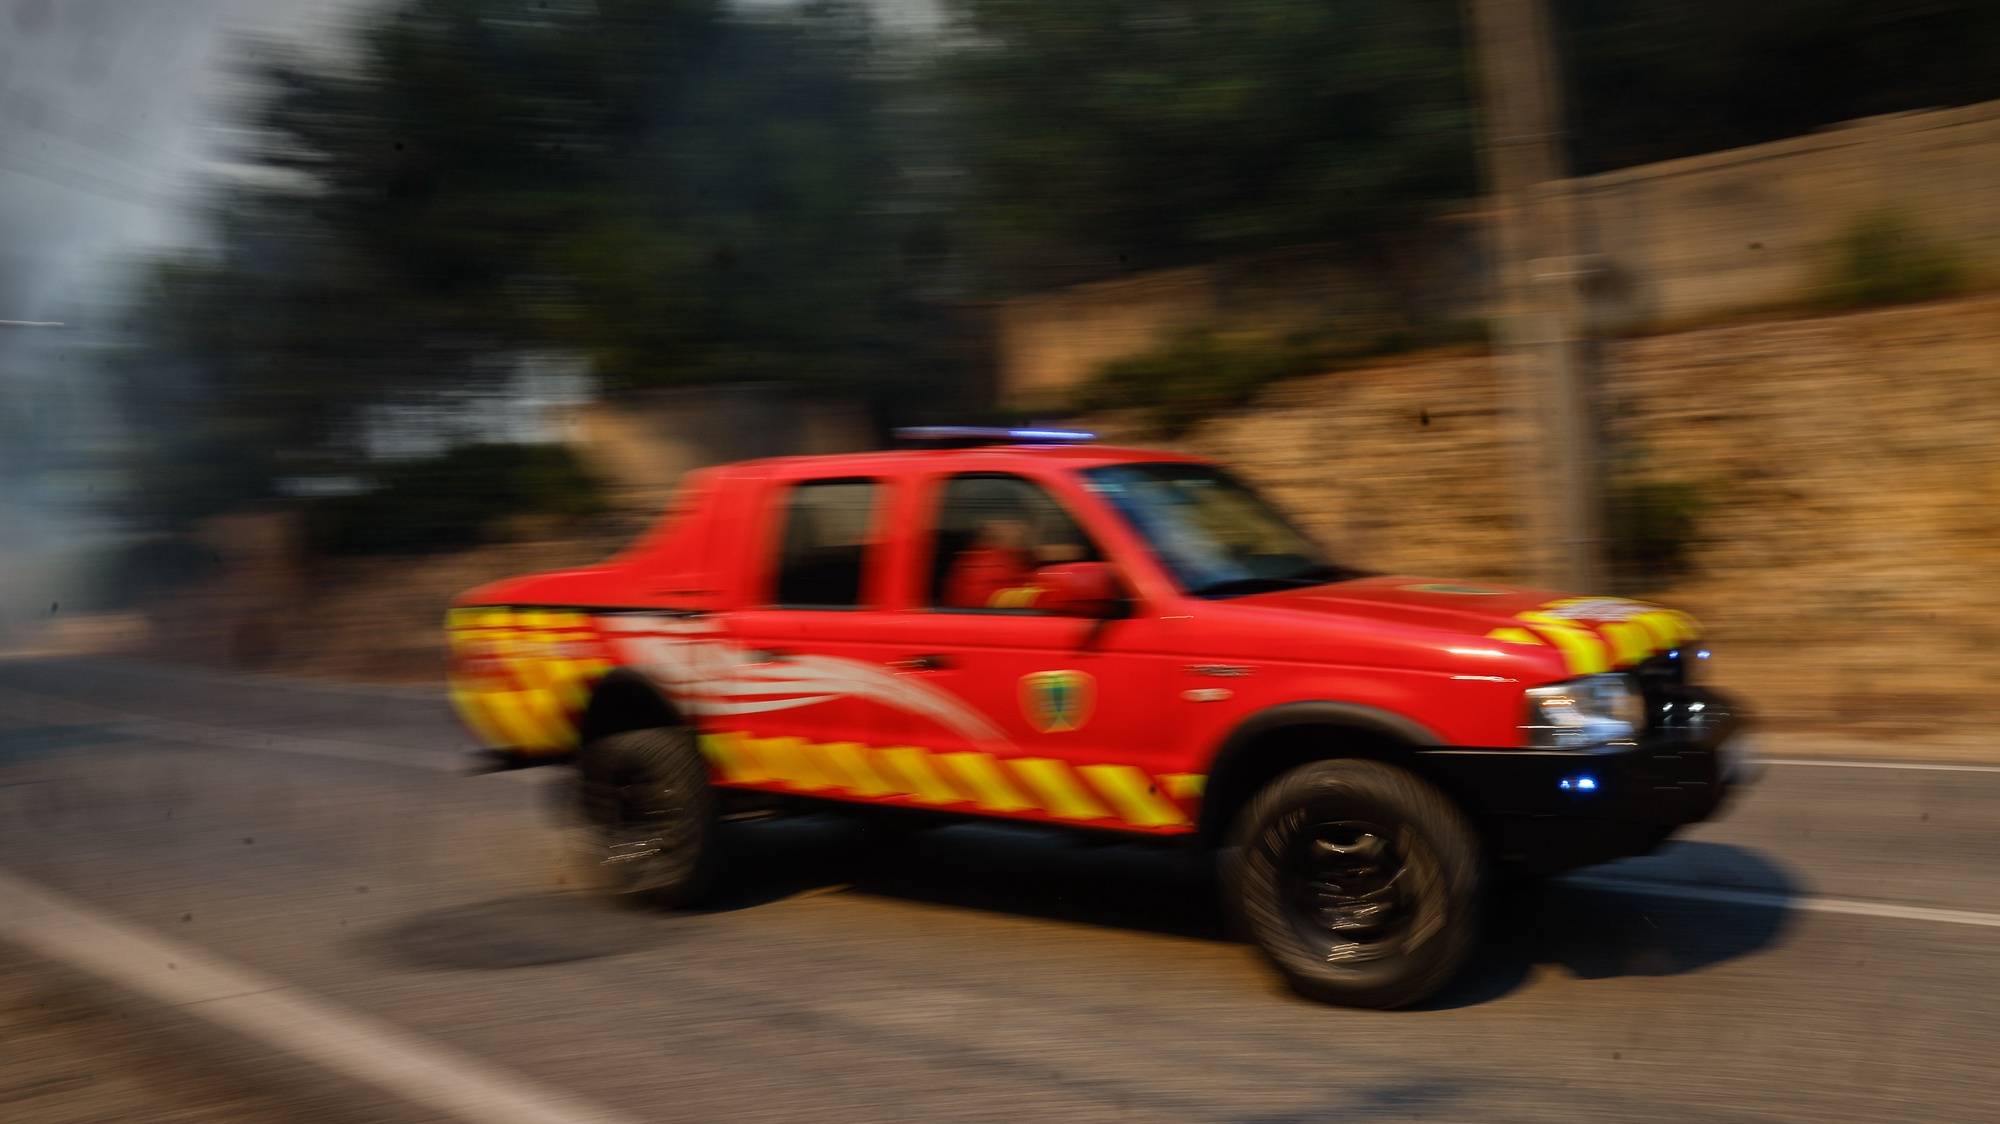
(1414, 686, 1752, 874)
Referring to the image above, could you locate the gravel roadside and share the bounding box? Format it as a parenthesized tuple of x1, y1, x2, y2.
(0, 944, 372, 1124)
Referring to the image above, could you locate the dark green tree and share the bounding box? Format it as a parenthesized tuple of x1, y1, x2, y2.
(112, 0, 964, 530)
(246, 0, 947, 392)
(938, 0, 1477, 289)
(1562, 0, 2000, 173)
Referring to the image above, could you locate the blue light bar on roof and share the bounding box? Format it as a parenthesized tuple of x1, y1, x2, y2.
(892, 426, 1097, 447)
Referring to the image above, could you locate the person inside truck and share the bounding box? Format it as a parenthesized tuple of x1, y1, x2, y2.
(935, 478, 1097, 610)
(942, 517, 1041, 608)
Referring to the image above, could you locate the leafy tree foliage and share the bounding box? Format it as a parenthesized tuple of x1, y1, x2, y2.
(940, 0, 2000, 286)
(938, 0, 1477, 288)
(1564, 0, 2000, 174)
(112, 0, 956, 528)
(247, 0, 942, 392)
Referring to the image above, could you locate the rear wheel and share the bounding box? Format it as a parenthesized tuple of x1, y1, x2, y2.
(1226, 758, 1479, 1008)
(577, 726, 716, 906)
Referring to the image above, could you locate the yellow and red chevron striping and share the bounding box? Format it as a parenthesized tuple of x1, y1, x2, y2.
(699, 731, 1205, 834)
(446, 607, 611, 752)
(1482, 600, 1702, 677)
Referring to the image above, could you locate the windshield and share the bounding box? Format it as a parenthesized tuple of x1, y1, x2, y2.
(1082, 462, 1364, 597)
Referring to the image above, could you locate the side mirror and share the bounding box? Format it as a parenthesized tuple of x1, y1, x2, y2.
(1035, 562, 1126, 619)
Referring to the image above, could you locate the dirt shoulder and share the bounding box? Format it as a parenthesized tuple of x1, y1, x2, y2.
(0, 944, 315, 1124)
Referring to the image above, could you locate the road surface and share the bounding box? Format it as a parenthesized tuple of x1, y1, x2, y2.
(0, 658, 1994, 1123)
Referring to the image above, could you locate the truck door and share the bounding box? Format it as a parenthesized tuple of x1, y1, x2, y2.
(870, 471, 1186, 833)
(707, 475, 904, 796)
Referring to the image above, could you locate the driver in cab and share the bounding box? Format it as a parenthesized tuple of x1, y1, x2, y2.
(941, 517, 1086, 610)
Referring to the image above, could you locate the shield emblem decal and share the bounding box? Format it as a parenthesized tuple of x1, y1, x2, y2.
(1019, 670, 1095, 733)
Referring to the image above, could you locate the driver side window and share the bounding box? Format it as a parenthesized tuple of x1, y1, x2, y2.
(929, 474, 1102, 612)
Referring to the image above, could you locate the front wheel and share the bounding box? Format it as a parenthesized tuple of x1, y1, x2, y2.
(577, 726, 717, 906)
(1225, 758, 1480, 1008)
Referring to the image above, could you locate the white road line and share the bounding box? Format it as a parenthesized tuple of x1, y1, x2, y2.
(0, 868, 642, 1124)
(0, 686, 457, 773)
(1567, 875, 2000, 929)
(1760, 758, 2000, 774)
(120, 716, 446, 772)
(47, 656, 446, 702)
(0, 687, 552, 787)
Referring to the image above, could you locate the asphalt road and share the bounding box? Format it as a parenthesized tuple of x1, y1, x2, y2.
(0, 657, 1995, 1123)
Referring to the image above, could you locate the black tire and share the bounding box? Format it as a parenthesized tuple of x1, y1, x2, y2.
(577, 726, 717, 907)
(1225, 758, 1480, 1009)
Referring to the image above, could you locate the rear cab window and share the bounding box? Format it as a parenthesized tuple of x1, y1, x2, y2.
(770, 478, 882, 609)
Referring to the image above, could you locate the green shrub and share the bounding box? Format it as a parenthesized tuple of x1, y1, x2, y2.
(1604, 478, 1706, 588)
(1821, 212, 1965, 310)
(305, 443, 610, 556)
(1075, 316, 1488, 437)
(1076, 331, 1336, 437)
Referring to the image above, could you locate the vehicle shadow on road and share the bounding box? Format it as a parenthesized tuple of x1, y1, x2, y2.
(362, 817, 1230, 971)
(708, 817, 1233, 937)
(1422, 841, 1801, 1010)
(713, 826, 1801, 1010)
(369, 821, 1799, 1010)
(363, 892, 675, 970)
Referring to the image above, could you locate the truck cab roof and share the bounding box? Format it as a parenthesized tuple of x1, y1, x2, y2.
(714, 443, 1208, 478)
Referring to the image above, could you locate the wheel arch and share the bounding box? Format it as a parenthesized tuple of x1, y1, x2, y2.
(579, 667, 687, 747)
(1196, 701, 1445, 845)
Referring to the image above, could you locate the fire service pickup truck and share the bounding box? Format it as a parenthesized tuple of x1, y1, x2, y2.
(447, 427, 1751, 1007)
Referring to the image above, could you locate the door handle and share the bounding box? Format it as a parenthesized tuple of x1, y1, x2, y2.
(745, 648, 792, 664)
(888, 653, 951, 672)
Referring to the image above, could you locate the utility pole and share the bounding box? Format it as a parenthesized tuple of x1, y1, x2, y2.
(1464, 0, 1602, 590)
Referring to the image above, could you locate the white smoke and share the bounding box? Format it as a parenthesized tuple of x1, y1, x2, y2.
(0, 0, 371, 643)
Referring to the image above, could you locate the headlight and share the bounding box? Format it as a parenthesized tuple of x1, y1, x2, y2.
(1522, 674, 1644, 748)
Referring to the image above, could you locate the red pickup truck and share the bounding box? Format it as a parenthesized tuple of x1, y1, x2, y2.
(448, 428, 1750, 1007)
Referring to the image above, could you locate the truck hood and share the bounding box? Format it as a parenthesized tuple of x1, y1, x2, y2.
(1227, 576, 1702, 676)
